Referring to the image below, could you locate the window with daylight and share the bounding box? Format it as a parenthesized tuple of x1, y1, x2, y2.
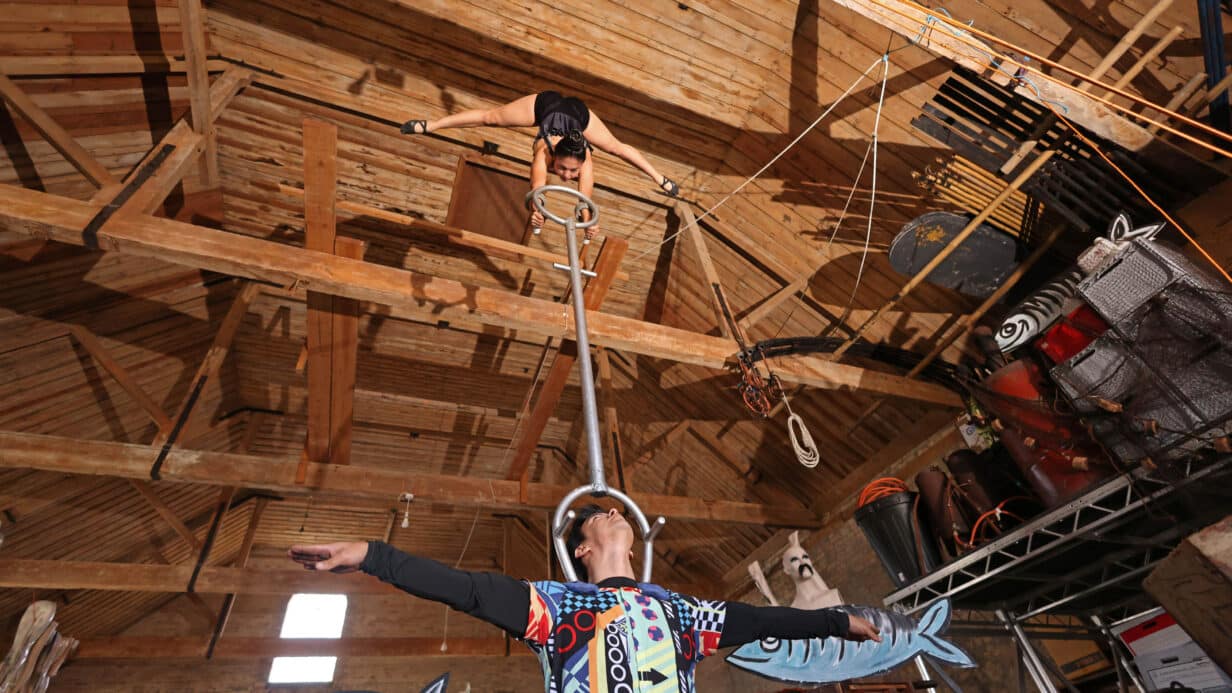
(267, 594, 348, 684)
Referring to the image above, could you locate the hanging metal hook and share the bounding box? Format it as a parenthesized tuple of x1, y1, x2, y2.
(525, 185, 666, 583)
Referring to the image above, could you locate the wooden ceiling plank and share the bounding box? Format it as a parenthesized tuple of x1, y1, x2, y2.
(505, 236, 628, 481)
(0, 185, 960, 406)
(0, 56, 228, 77)
(177, 0, 219, 187)
(0, 73, 117, 188)
(0, 430, 822, 527)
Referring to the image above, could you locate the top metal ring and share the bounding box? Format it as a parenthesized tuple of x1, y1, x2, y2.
(525, 185, 599, 229)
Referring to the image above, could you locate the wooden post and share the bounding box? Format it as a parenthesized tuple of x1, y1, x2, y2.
(177, 0, 218, 187)
(596, 349, 627, 491)
(303, 118, 339, 467)
(329, 237, 365, 466)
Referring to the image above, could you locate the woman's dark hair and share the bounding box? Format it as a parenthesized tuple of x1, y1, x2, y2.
(565, 504, 605, 582)
(551, 129, 589, 161)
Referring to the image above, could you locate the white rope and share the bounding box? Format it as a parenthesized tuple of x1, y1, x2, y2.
(782, 396, 821, 468)
(440, 492, 486, 652)
(628, 55, 888, 264)
(846, 56, 891, 309)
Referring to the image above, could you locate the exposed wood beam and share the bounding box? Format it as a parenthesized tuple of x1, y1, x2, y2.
(208, 68, 254, 126)
(127, 480, 203, 553)
(66, 326, 174, 433)
(329, 237, 365, 466)
(303, 118, 339, 465)
(0, 73, 117, 187)
(77, 636, 522, 659)
(0, 186, 961, 406)
(596, 349, 627, 492)
(739, 272, 812, 332)
(506, 237, 628, 480)
(177, 0, 218, 187)
(112, 121, 204, 216)
(677, 204, 731, 337)
(206, 435, 268, 657)
(274, 183, 626, 279)
(0, 431, 822, 527)
(827, 0, 1153, 150)
(149, 282, 260, 480)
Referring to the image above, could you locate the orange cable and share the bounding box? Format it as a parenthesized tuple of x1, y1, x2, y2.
(1047, 107, 1232, 286)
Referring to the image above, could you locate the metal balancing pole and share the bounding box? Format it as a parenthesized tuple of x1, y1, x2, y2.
(528, 186, 665, 583)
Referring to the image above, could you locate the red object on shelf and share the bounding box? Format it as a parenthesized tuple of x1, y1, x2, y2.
(1037, 304, 1110, 364)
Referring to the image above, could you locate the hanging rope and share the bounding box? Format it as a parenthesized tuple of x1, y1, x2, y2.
(627, 54, 889, 264)
(782, 394, 821, 468)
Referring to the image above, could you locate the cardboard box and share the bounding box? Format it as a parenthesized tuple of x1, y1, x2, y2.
(1144, 515, 1232, 677)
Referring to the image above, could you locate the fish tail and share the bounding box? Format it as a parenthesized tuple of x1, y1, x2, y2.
(916, 600, 976, 668)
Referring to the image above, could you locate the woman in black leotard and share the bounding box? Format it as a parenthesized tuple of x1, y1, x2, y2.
(402, 91, 678, 232)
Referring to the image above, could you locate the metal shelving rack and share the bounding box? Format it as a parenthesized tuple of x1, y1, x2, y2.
(882, 453, 1232, 692)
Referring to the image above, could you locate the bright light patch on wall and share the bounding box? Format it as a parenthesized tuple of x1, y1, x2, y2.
(268, 656, 337, 684)
(280, 594, 348, 638)
(267, 594, 348, 684)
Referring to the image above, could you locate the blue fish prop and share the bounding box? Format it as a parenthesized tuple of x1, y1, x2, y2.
(727, 599, 975, 684)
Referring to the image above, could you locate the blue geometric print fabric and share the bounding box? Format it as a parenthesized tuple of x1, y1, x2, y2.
(523, 581, 727, 693)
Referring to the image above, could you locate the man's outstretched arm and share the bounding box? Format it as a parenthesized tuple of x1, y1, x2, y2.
(718, 602, 882, 648)
(289, 541, 531, 637)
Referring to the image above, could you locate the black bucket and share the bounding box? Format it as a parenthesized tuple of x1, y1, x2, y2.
(854, 491, 942, 588)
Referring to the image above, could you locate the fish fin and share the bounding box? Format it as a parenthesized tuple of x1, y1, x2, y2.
(920, 633, 976, 668)
(917, 599, 952, 636)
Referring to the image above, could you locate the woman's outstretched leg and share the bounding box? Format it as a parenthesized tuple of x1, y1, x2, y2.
(404, 94, 538, 134)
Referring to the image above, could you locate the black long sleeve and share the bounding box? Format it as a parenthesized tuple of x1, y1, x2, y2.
(360, 540, 530, 637)
(718, 602, 850, 648)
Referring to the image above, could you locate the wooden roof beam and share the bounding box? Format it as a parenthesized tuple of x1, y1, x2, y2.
(0, 185, 961, 407)
(0, 73, 117, 188)
(303, 118, 338, 466)
(677, 203, 732, 338)
(76, 636, 522, 659)
(0, 430, 822, 528)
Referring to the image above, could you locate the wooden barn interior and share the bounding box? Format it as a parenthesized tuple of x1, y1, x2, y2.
(1, 0, 1230, 691)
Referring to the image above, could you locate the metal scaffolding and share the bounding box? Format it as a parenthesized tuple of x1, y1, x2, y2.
(882, 453, 1232, 692)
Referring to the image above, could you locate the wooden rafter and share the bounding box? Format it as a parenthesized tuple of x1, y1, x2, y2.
(0, 73, 117, 188)
(505, 237, 628, 481)
(127, 480, 203, 553)
(66, 326, 174, 433)
(827, 0, 1153, 150)
(0, 186, 961, 406)
(0, 430, 823, 527)
(677, 203, 732, 337)
(303, 118, 339, 465)
(152, 282, 260, 448)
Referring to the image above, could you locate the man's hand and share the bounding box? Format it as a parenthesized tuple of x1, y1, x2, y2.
(584, 225, 599, 242)
(288, 542, 368, 573)
(845, 614, 882, 643)
(530, 209, 545, 229)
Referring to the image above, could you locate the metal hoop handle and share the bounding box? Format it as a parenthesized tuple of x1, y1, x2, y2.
(524, 185, 600, 229)
(551, 485, 666, 584)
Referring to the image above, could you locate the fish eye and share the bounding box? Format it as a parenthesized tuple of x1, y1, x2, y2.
(761, 638, 780, 652)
